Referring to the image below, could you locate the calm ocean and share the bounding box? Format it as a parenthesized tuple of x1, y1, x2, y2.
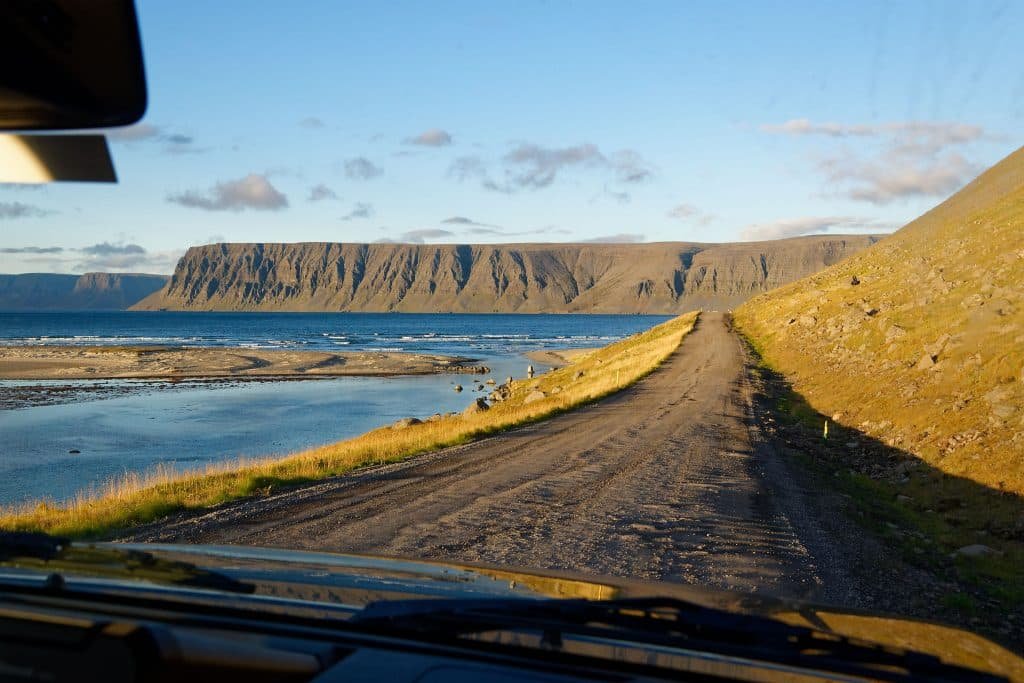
(0, 312, 670, 506)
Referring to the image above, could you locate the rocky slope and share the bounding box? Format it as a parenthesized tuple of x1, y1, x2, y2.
(133, 236, 878, 313)
(735, 145, 1024, 494)
(0, 272, 168, 310)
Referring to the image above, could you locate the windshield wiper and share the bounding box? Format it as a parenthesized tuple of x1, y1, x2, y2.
(353, 596, 1004, 682)
(0, 532, 254, 594)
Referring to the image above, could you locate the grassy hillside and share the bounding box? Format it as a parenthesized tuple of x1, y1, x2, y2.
(0, 312, 698, 538)
(735, 146, 1024, 495)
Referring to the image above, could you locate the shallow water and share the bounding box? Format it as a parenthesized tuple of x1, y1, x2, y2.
(0, 313, 670, 506)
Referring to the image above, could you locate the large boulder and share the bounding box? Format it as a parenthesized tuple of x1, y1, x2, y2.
(463, 398, 490, 417)
(524, 390, 546, 404)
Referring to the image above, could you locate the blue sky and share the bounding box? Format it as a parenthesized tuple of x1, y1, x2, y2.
(2, 0, 1023, 274)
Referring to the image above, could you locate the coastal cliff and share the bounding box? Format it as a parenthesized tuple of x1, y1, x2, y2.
(0, 272, 168, 310)
(134, 236, 879, 313)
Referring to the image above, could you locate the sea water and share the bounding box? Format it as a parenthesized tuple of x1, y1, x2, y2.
(0, 312, 669, 505)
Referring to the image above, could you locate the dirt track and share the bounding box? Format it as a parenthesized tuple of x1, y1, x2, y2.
(128, 312, 846, 600)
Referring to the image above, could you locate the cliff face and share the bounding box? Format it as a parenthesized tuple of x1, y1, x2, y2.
(0, 273, 168, 310)
(133, 236, 879, 313)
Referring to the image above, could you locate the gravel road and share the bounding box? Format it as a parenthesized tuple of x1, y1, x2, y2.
(127, 312, 852, 601)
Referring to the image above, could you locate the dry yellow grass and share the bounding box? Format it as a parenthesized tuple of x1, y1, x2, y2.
(0, 312, 698, 538)
(735, 145, 1024, 495)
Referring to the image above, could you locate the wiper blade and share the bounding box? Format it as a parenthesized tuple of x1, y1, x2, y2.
(353, 596, 1004, 682)
(0, 532, 254, 594)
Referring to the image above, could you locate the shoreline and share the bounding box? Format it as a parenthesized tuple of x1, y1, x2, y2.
(524, 347, 597, 369)
(0, 345, 486, 381)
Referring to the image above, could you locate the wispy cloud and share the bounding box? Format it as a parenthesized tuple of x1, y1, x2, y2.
(447, 156, 489, 182)
(308, 184, 338, 201)
(448, 143, 654, 193)
(819, 150, 978, 205)
(667, 203, 714, 226)
(80, 242, 146, 256)
(739, 216, 893, 241)
(167, 174, 289, 211)
(105, 123, 162, 142)
(406, 128, 453, 147)
(299, 117, 326, 129)
(341, 202, 373, 221)
(398, 228, 455, 243)
(761, 118, 987, 204)
(0, 202, 51, 219)
(343, 157, 383, 180)
(581, 233, 645, 243)
(502, 143, 605, 189)
(440, 216, 495, 228)
(106, 123, 204, 153)
(0, 246, 63, 254)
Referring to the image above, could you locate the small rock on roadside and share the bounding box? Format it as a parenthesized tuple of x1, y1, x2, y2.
(392, 417, 422, 429)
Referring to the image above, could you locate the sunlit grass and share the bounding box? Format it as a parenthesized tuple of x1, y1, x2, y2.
(0, 312, 698, 539)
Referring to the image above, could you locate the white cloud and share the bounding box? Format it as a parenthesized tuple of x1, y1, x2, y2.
(341, 202, 373, 221)
(822, 151, 979, 204)
(399, 228, 455, 243)
(581, 233, 645, 243)
(168, 174, 289, 211)
(0, 202, 50, 219)
(761, 118, 987, 204)
(343, 157, 383, 180)
(406, 128, 453, 146)
(667, 203, 714, 226)
(308, 184, 338, 201)
(739, 216, 891, 241)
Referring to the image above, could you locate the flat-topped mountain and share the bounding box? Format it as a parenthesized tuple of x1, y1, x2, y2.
(736, 145, 1024, 494)
(133, 236, 879, 313)
(0, 272, 169, 310)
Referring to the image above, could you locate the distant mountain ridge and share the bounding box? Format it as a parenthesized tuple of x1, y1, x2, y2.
(0, 272, 169, 310)
(133, 236, 880, 313)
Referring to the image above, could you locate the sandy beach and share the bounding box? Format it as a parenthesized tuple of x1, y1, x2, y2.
(0, 345, 485, 380)
(524, 347, 597, 369)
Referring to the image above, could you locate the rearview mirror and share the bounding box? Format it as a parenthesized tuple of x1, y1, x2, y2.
(0, 0, 147, 130)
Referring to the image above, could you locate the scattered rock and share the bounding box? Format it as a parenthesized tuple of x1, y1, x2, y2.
(425, 413, 444, 422)
(453, 384, 463, 392)
(68, 449, 81, 454)
(923, 334, 951, 358)
(550, 385, 563, 394)
(798, 314, 817, 328)
(392, 417, 422, 429)
(896, 494, 913, 504)
(463, 397, 490, 416)
(524, 390, 546, 404)
(850, 275, 860, 286)
(950, 544, 1003, 559)
(845, 441, 860, 449)
(485, 378, 496, 385)
(573, 370, 585, 381)
(915, 353, 936, 370)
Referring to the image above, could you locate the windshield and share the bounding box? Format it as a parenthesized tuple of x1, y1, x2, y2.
(1, 0, 1022, 658)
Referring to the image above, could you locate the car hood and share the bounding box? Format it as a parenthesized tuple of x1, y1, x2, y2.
(92, 542, 1024, 679)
